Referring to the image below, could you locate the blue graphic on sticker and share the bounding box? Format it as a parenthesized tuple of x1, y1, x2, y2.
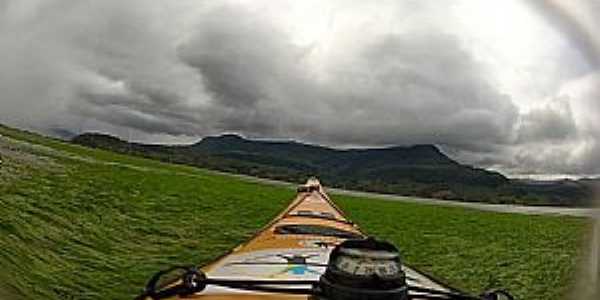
(282, 265, 321, 276)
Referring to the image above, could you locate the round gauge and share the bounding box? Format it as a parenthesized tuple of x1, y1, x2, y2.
(319, 237, 408, 300)
(334, 248, 401, 277)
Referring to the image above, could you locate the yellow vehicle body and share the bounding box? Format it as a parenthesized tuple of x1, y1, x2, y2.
(155, 178, 450, 300)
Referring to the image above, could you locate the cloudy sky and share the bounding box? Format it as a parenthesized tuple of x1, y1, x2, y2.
(1, 0, 599, 178)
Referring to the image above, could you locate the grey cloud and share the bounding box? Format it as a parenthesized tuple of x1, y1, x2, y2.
(0, 0, 211, 137)
(564, 73, 600, 174)
(71, 79, 209, 137)
(178, 5, 325, 136)
(344, 34, 519, 147)
(1, 0, 599, 176)
(179, 5, 520, 151)
(179, 5, 296, 109)
(517, 97, 579, 143)
(478, 72, 600, 176)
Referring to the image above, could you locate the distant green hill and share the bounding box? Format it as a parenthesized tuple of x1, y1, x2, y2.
(72, 133, 594, 206)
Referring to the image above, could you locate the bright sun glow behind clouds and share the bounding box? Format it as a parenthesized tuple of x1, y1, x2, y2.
(454, 0, 584, 110)
(232, 0, 585, 112)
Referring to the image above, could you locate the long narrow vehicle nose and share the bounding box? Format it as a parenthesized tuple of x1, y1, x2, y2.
(140, 178, 460, 300)
(200, 179, 454, 299)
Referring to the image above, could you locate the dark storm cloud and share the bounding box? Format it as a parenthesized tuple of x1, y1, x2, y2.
(0, 0, 201, 134)
(70, 77, 210, 137)
(179, 6, 293, 109)
(179, 5, 520, 150)
(177, 4, 320, 136)
(346, 34, 519, 147)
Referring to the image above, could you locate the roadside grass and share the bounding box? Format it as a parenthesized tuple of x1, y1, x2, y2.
(0, 128, 294, 299)
(0, 125, 589, 299)
(0, 124, 214, 177)
(337, 197, 588, 300)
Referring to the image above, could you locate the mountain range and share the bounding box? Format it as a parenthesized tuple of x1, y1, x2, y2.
(72, 133, 595, 206)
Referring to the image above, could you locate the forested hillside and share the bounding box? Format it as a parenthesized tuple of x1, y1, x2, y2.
(73, 133, 594, 206)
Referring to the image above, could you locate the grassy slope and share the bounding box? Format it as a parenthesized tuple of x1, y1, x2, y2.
(0, 125, 589, 300)
(337, 198, 587, 299)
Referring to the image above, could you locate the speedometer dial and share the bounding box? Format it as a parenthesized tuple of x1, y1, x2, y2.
(320, 238, 409, 300)
(334, 250, 400, 277)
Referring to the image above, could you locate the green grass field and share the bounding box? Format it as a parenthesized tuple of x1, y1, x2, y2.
(0, 125, 589, 300)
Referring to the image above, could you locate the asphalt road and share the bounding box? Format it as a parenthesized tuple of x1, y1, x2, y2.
(328, 187, 599, 218)
(216, 171, 600, 218)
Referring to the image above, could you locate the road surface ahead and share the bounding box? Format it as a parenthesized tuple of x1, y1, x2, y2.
(220, 171, 599, 218)
(328, 187, 599, 218)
